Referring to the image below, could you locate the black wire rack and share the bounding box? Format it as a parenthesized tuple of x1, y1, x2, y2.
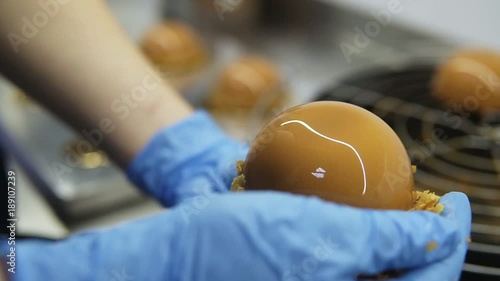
(315, 64, 500, 280)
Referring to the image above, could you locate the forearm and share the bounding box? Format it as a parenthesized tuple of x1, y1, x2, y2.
(0, 0, 193, 167)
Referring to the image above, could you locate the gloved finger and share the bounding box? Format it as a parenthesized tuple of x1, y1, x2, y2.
(386, 246, 466, 281)
(381, 193, 470, 281)
(438, 192, 472, 241)
(170, 140, 249, 206)
(352, 209, 462, 276)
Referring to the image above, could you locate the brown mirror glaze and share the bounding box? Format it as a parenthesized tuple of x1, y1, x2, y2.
(243, 101, 415, 210)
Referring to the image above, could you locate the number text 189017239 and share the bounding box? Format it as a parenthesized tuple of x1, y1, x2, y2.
(5, 171, 16, 274)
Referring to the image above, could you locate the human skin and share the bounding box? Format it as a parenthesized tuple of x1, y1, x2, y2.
(0, 0, 193, 167)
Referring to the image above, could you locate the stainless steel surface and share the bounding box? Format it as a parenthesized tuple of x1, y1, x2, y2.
(0, 85, 151, 221)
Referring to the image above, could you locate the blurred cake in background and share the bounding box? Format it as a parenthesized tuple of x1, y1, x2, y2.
(206, 56, 287, 113)
(141, 21, 208, 90)
(432, 49, 500, 115)
(205, 56, 289, 140)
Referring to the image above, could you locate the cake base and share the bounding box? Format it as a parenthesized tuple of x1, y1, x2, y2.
(231, 160, 444, 213)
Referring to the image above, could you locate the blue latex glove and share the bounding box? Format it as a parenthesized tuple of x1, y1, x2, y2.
(3, 192, 470, 281)
(126, 111, 249, 207)
(2, 111, 471, 281)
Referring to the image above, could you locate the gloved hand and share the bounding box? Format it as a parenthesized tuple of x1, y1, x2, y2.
(5, 191, 470, 281)
(3, 111, 471, 281)
(126, 111, 249, 207)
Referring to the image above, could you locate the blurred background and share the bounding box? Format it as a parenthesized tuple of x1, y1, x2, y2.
(0, 0, 499, 280)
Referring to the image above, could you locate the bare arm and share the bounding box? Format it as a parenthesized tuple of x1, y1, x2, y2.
(0, 0, 193, 167)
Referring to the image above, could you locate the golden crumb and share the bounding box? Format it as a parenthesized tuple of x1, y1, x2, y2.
(231, 161, 246, 191)
(426, 241, 438, 252)
(235, 160, 245, 175)
(230, 174, 246, 191)
(412, 165, 417, 173)
(411, 190, 444, 214)
(232, 162, 445, 215)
